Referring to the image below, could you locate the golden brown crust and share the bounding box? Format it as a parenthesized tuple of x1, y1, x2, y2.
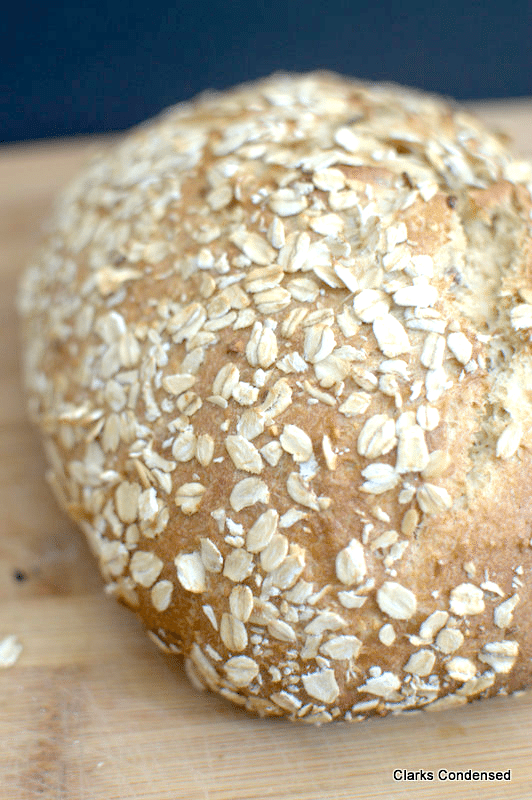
(18, 72, 532, 723)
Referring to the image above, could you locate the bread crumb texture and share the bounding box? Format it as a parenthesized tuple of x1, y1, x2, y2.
(18, 73, 532, 724)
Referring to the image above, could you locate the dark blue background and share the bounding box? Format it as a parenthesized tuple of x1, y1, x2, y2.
(2, 0, 531, 143)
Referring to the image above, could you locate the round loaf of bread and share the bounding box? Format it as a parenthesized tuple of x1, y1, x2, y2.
(18, 73, 532, 724)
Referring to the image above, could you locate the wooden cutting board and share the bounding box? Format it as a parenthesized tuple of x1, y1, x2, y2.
(1, 101, 531, 800)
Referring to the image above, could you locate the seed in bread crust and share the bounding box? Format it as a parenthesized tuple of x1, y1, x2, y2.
(353, 290, 390, 323)
(223, 549, 254, 582)
(373, 315, 410, 358)
(361, 463, 400, 494)
(447, 331, 473, 364)
(416, 484, 452, 515)
(200, 537, 224, 573)
(395, 425, 429, 473)
(358, 415, 397, 460)
(445, 657, 477, 682)
(494, 594, 520, 629)
(150, 580, 174, 612)
(496, 422, 523, 460)
(115, 481, 141, 523)
(435, 627, 464, 654)
(129, 550, 164, 588)
(229, 478, 270, 511)
(478, 641, 519, 673)
(450, 583, 485, 616)
(378, 624, 396, 646)
(510, 303, 532, 330)
(286, 473, 320, 511)
(225, 435, 264, 474)
(404, 649, 436, 676)
(229, 585, 254, 622)
(220, 613, 248, 652)
(175, 552, 207, 593)
(358, 672, 401, 699)
(246, 509, 279, 553)
(224, 656, 260, 687)
(302, 669, 340, 703)
(280, 424, 313, 462)
(335, 540, 367, 586)
(377, 582, 417, 620)
(175, 482, 206, 515)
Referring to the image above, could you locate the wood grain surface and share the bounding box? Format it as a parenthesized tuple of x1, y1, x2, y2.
(1, 101, 532, 800)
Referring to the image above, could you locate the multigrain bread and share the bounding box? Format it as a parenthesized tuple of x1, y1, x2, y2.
(18, 73, 532, 724)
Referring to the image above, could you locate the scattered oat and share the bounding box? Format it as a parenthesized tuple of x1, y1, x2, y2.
(0, 635, 23, 668)
(230, 229, 276, 265)
(129, 550, 164, 588)
(175, 482, 206, 515)
(510, 303, 532, 330)
(302, 669, 340, 703)
(378, 624, 396, 646)
(479, 640, 519, 673)
(151, 580, 173, 612)
(286, 472, 320, 511)
(280, 424, 313, 462)
(418, 610, 449, 642)
(115, 481, 141, 523)
(395, 424, 429, 473)
(339, 392, 372, 417)
(246, 322, 278, 369)
(404, 649, 436, 676)
(450, 583, 485, 616)
(320, 635, 362, 660)
(401, 508, 419, 536)
(200, 537, 224, 573)
(335, 539, 367, 586)
(357, 414, 397, 459)
(353, 290, 390, 323)
(230, 477, 270, 512)
(373, 315, 410, 357)
(224, 655, 259, 686)
(260, 534, 289, 572)
(196, 433, 215, 467)
(268, 619, 297, 642)
(223, 549, 254, 582)
(172, 430, 197, 462)
(360, 463, 400, 494)
(446, 657, 477, 683)
(162, 373, 196, 396)
(246, 509, 279, 552)
(229, 585, 254, 622)
(220, 612, 248, 652)
(304, 324, 336, 364)
(175, 552, 206, 593)
(377, 581, 417, 620)
(494, 595, 520, 629)
(435, 627, 464, 654)
(416, 483, 452, 515)
(496, 422, 522, 459)
(447, 331, 472, 364)
(225, 435, 264, 474)
(393, 283, 438, 308)
(421, 450, 451, 480)
(321, 435, 337, 470)
(358, 672, 400, 699)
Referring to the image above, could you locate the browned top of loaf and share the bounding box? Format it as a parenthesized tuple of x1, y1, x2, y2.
(18, 72, 532, 723)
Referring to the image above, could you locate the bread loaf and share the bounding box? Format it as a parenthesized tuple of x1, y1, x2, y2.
(18, 73, 532, 724)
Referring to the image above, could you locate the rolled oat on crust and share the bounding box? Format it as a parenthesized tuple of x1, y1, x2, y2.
(18, 72, 532, 724)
